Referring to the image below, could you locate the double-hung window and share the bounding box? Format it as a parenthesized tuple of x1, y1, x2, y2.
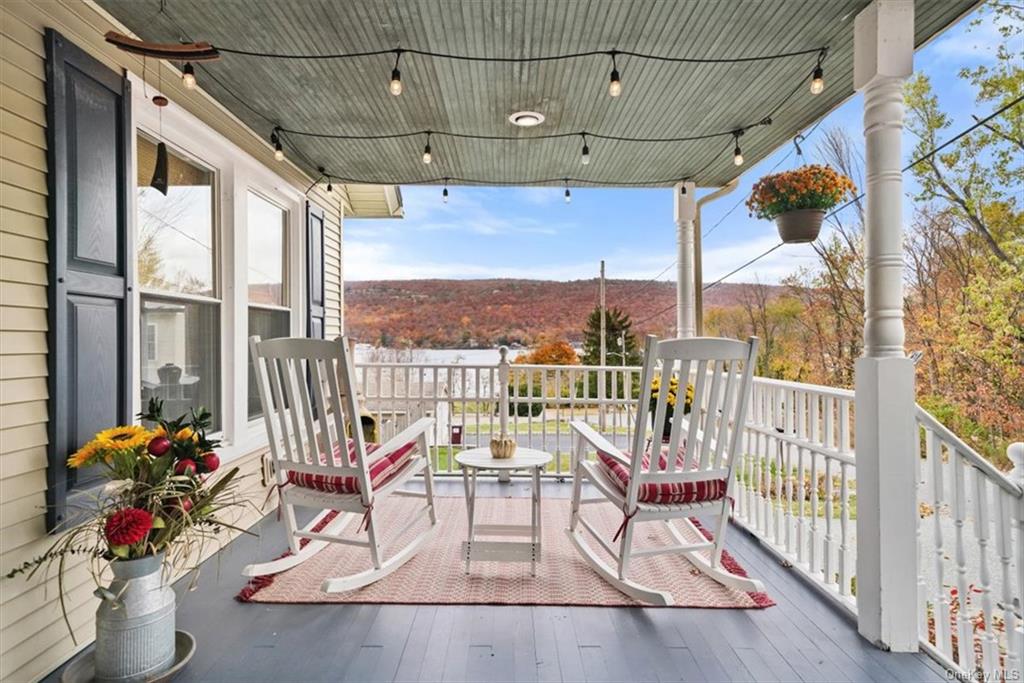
(136, 135, 221, 430)
(246, 191, 290, 420)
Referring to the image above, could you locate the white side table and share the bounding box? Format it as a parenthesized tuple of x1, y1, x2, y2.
(455, 447, 553, 576)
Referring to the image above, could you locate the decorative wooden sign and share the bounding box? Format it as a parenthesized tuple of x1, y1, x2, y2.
(104, 31, 220, 62)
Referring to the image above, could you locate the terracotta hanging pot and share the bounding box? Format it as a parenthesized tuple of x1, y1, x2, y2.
(775, 208, 825, 243)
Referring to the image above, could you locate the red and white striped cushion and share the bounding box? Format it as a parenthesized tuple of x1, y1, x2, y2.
(286, 439, 418, 494)
(596, 445, 727, 505)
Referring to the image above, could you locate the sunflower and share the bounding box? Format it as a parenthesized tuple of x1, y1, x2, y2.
(93, 425, 151, 452)
(174, 426, 197, 442)
(67, 440, 100, 468)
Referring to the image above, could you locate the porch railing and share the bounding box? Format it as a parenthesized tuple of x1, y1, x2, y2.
(352, 352, 1022, 679)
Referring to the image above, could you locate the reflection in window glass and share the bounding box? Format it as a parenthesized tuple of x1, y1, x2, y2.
(140, 297, 220, 431)
(247, 192, 286, 306)
(136, 136, 215, 297)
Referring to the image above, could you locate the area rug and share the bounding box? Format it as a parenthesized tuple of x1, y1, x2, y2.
(237, 496, 773, 608)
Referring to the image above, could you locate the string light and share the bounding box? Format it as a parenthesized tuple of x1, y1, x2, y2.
(421, 132, 432, 164)
(732, 131, 744, 166)
(810, 49, 826, 95)
(389, 50, 403, 96)
(608, 51, 622, 97)
(181, 62, 196, 89)
(326, 178, 333, 193)
(271, 128, 284, 161)
(564, 180, 571, 203)
(442, 178, 449, 203)
(580, 134, 590, 165)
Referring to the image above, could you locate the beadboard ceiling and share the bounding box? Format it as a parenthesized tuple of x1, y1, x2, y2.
(97, 0, 978, 187)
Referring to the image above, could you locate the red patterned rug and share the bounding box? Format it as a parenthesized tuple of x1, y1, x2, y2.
(237, 496, 773, 608)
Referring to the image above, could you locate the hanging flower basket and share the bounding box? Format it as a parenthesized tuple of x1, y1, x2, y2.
(746, 164, 856, 244)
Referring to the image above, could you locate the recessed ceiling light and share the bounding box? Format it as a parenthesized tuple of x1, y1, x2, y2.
(509, 111, 545, 127)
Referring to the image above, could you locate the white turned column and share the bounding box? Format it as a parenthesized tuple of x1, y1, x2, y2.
(497, 345, 511, 483)
(853, 0, 918, 652)
(674, 181, 697, 338)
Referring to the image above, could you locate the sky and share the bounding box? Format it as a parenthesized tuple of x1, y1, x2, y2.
(345, 5, 1007, 285)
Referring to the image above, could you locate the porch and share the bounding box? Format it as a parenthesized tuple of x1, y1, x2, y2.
(48, 478, 952, 683)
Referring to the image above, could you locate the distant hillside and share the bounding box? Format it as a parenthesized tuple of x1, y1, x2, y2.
(344, 279, 783, 348)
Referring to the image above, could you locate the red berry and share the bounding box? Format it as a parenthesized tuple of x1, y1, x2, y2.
(178, 497, 194, 514)
(202, 452, 220, 473)
(147, 436, 171, 456)
(174, 459, 197, 476)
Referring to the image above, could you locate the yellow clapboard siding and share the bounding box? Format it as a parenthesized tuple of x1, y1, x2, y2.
(0, 83, 46, 127)
(1, 255, 48, 284)
(0, 330, 47, 356)
(0, 28, 45, 76)
(0, 133, 47, 173)
(1, 109, 46, 149)
(0, 401, 46, 432)
(1, 594, 94, 678)
(0, 421, 48, 455)
(0, 376, 48, 404)
(0, 567, 93, 635)
(0, 513, 48, 557)
(1, 206, 48, 240)
(0, 304, 47, 331)
(0, 489, 46, 526)
(0, 231, 47, 263)
(0, 441, 46, 474)
(0, 50, 45, 102)
(0, 281, 47, 308)
(0, 181, 46, 217)
(0, 468, 44, 501)
(0, 353, 46, 380)
(0, 7, 46, 59)
(0, 84, 44, 128)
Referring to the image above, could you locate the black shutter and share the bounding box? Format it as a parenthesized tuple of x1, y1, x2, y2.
(306, 201, 326, 339)
(44, 29, 133, 531)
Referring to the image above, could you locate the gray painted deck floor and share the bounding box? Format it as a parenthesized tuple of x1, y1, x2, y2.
(48, 480, 949, 682)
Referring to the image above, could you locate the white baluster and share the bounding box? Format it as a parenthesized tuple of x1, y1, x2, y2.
(824, 456, 836, 586)
(839, 462, 851, 596)
(797, 446, 807, 565)
(952, 451, 974, 669)
(810, 447, 821, 577)
(972, 467, 999, 676)
(929, 431, 953, 658)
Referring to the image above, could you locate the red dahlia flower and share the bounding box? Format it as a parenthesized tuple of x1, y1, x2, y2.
(104, 508, 153, 546)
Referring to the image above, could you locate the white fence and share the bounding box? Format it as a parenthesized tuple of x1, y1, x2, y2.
(353, 354, 1022, 679)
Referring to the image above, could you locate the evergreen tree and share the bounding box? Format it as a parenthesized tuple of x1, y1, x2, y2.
(581, 306, 642, 366)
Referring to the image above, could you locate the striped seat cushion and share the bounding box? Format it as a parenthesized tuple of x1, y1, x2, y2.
(286, 439, 418, 494)
(596, 445, 727, 505)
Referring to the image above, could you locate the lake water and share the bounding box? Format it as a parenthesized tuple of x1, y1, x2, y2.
(353, 345, 507, 365)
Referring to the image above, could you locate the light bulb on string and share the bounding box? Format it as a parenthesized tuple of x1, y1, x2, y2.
(421, 132, 432, 164)
(564, 180, 572, 204)
(580, 135, 590, 165)
(442, 180, 449, 204)
(810, 50, 826, 95)
(181, 62, 196, 89)
(389, 50, 403, 95)
(608, 51, 622, 97)
(732, 131, 744, 166)
(271, 128, 284, 161)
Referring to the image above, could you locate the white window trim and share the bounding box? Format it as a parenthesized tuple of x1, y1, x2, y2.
(129, 72, 306, 465)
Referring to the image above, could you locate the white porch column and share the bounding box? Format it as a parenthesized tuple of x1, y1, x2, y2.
(853, 0, 918, 652)
(674, 181, 696, 337)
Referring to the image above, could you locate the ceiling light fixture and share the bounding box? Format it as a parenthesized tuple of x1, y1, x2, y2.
(732, 130, 744, 166)
(580, 134, 590, 165)
(271, 128, 284, 161)
(422, 132, 432, 164)
(508, 111, 545, 127)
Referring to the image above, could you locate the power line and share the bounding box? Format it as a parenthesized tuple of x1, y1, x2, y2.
(823, 93, 1024, 222)
(702, 242, 784, 292)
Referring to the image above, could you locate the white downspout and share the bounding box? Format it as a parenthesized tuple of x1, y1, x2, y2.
(674, 181, 697, 337)
(695, 178, 740, 335)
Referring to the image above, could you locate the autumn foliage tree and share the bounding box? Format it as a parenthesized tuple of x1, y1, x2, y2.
(514, 338, 579, 365)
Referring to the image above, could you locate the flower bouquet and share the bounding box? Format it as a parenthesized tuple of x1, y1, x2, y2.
(746, 164, 856, 243)
(650, 375, 694, 441)
(5, 398, 251, 679)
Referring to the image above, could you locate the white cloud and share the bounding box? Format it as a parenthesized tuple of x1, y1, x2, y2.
(929, 10, 1007, 62)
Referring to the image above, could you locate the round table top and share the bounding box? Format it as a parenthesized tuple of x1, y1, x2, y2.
(455, 447, 553, 471)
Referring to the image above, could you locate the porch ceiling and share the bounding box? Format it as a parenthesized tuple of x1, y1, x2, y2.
(97, 0, 975, 188)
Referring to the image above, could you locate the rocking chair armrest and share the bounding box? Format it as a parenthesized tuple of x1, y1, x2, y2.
(373, 417, 435, 459)
(570, 421, 629, 468)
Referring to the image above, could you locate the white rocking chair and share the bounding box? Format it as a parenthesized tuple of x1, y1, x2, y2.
(567, 335, 762, 605)
(243, 335, 437, 593)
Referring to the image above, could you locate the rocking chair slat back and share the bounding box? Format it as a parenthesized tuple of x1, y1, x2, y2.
(629, 336, 759, 492)
(250, 336, 371, 493)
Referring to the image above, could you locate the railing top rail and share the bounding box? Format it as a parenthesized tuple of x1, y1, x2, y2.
(354, 362, 500, 370)
(916, 405, 1022, 498)
(750, 375, 856, 399)
(509, 363, 642, 372)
